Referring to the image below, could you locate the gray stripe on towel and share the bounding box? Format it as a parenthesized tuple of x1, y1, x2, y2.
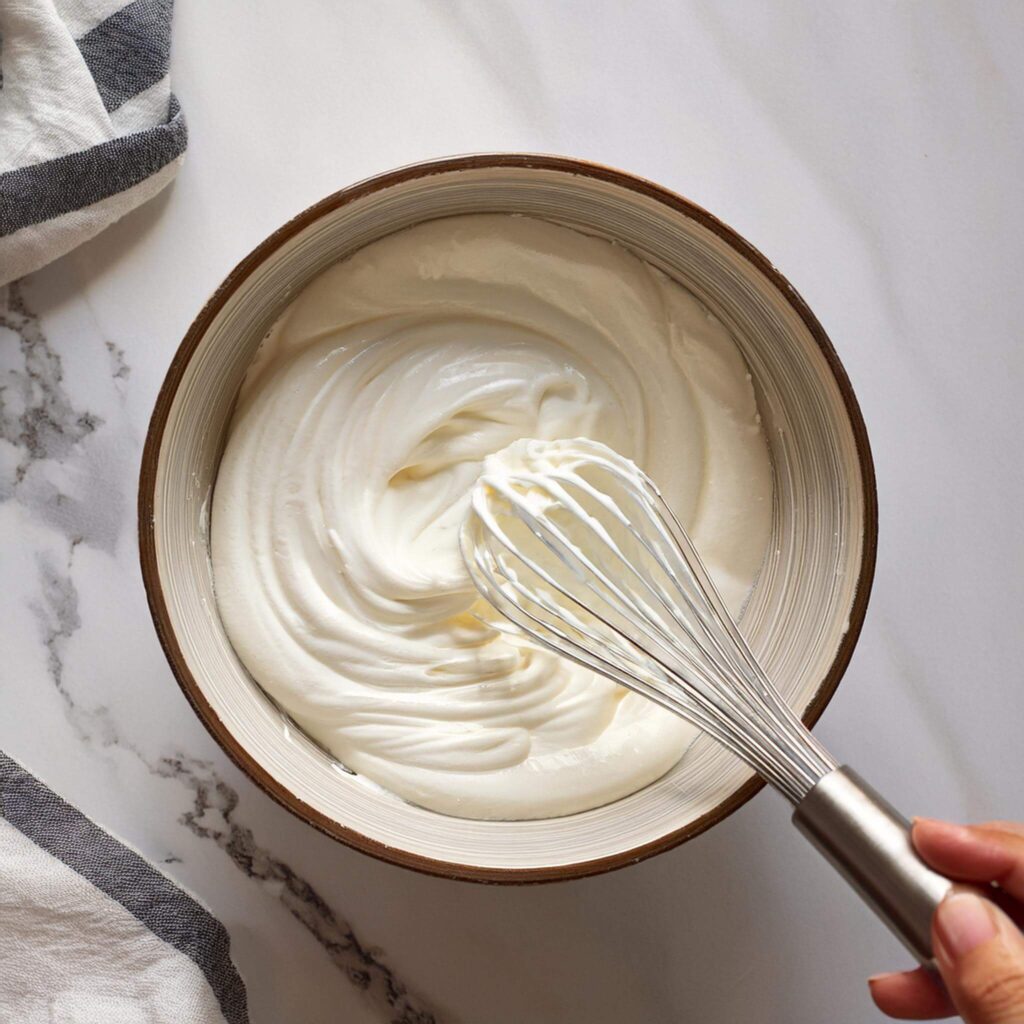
(0, 751, 249, 1024)
(76, 0, 173, 113)
(0, 96, 187, 237)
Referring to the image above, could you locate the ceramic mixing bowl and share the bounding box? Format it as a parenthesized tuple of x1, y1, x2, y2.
(139, 154, 876, 881)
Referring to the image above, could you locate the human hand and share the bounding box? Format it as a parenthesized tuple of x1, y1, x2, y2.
(869, 818, 1024, 1022)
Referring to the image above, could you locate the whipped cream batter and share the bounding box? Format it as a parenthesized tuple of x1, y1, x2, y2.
(211, 215, 772, 819)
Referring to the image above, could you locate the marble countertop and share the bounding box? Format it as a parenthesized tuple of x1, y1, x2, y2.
(3, 2, 1023, 1021)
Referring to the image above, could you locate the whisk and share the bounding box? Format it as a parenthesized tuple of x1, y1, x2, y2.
(461, 437, 953, 964)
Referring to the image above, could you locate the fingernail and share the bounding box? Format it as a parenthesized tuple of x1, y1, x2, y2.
(934, 893, 998, 962)
(867, 971, 902, 986)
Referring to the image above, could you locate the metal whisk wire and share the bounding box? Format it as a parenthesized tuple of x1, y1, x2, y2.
(461, 441, 836, 804)
(461, 439, 955, 966)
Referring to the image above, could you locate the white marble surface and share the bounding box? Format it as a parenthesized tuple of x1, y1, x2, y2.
(3, 2, 1023, 1021)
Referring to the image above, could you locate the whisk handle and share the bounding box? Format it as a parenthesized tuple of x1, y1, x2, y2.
(792, 766, 953, 965)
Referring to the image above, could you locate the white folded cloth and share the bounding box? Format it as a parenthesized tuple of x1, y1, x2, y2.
(0, 0, 187, 285)
(0, 753, 248, 1023)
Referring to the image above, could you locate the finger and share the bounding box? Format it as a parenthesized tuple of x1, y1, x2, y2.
(869, 967, 956, 1019)
(987, 888, 1024, 932)
(934, 892, 1024, 1024)
(913, 820, 1024, 902)
(976, 821, 1024, 839)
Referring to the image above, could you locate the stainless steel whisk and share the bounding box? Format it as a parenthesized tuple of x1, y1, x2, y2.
(461, 438, 953, 964)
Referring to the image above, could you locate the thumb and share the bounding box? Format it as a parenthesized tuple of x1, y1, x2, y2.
(933, 891, 1024, 1024)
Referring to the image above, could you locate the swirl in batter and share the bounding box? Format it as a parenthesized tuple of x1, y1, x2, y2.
(211, 215, 772, 819)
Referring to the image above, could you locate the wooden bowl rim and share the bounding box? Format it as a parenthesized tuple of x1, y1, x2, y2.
(138, 152, 878, 883)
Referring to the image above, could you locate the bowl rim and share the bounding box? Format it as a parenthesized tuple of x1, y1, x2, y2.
(138, 152, 878, 884)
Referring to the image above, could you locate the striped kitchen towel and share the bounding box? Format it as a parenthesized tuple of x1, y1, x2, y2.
(0, 0, 187, 286)
(0, 752, 249, 1023)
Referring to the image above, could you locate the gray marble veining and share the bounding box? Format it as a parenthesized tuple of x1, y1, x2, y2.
(0, 283, 101, 491)
(158, 754, 444, 1024)
(1, 282, 122, 553)
(2, 280, 447, 1024)
(105, 340, 131, 382)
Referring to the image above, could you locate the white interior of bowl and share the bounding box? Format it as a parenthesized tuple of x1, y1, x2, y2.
(151, 165, 866, 871)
